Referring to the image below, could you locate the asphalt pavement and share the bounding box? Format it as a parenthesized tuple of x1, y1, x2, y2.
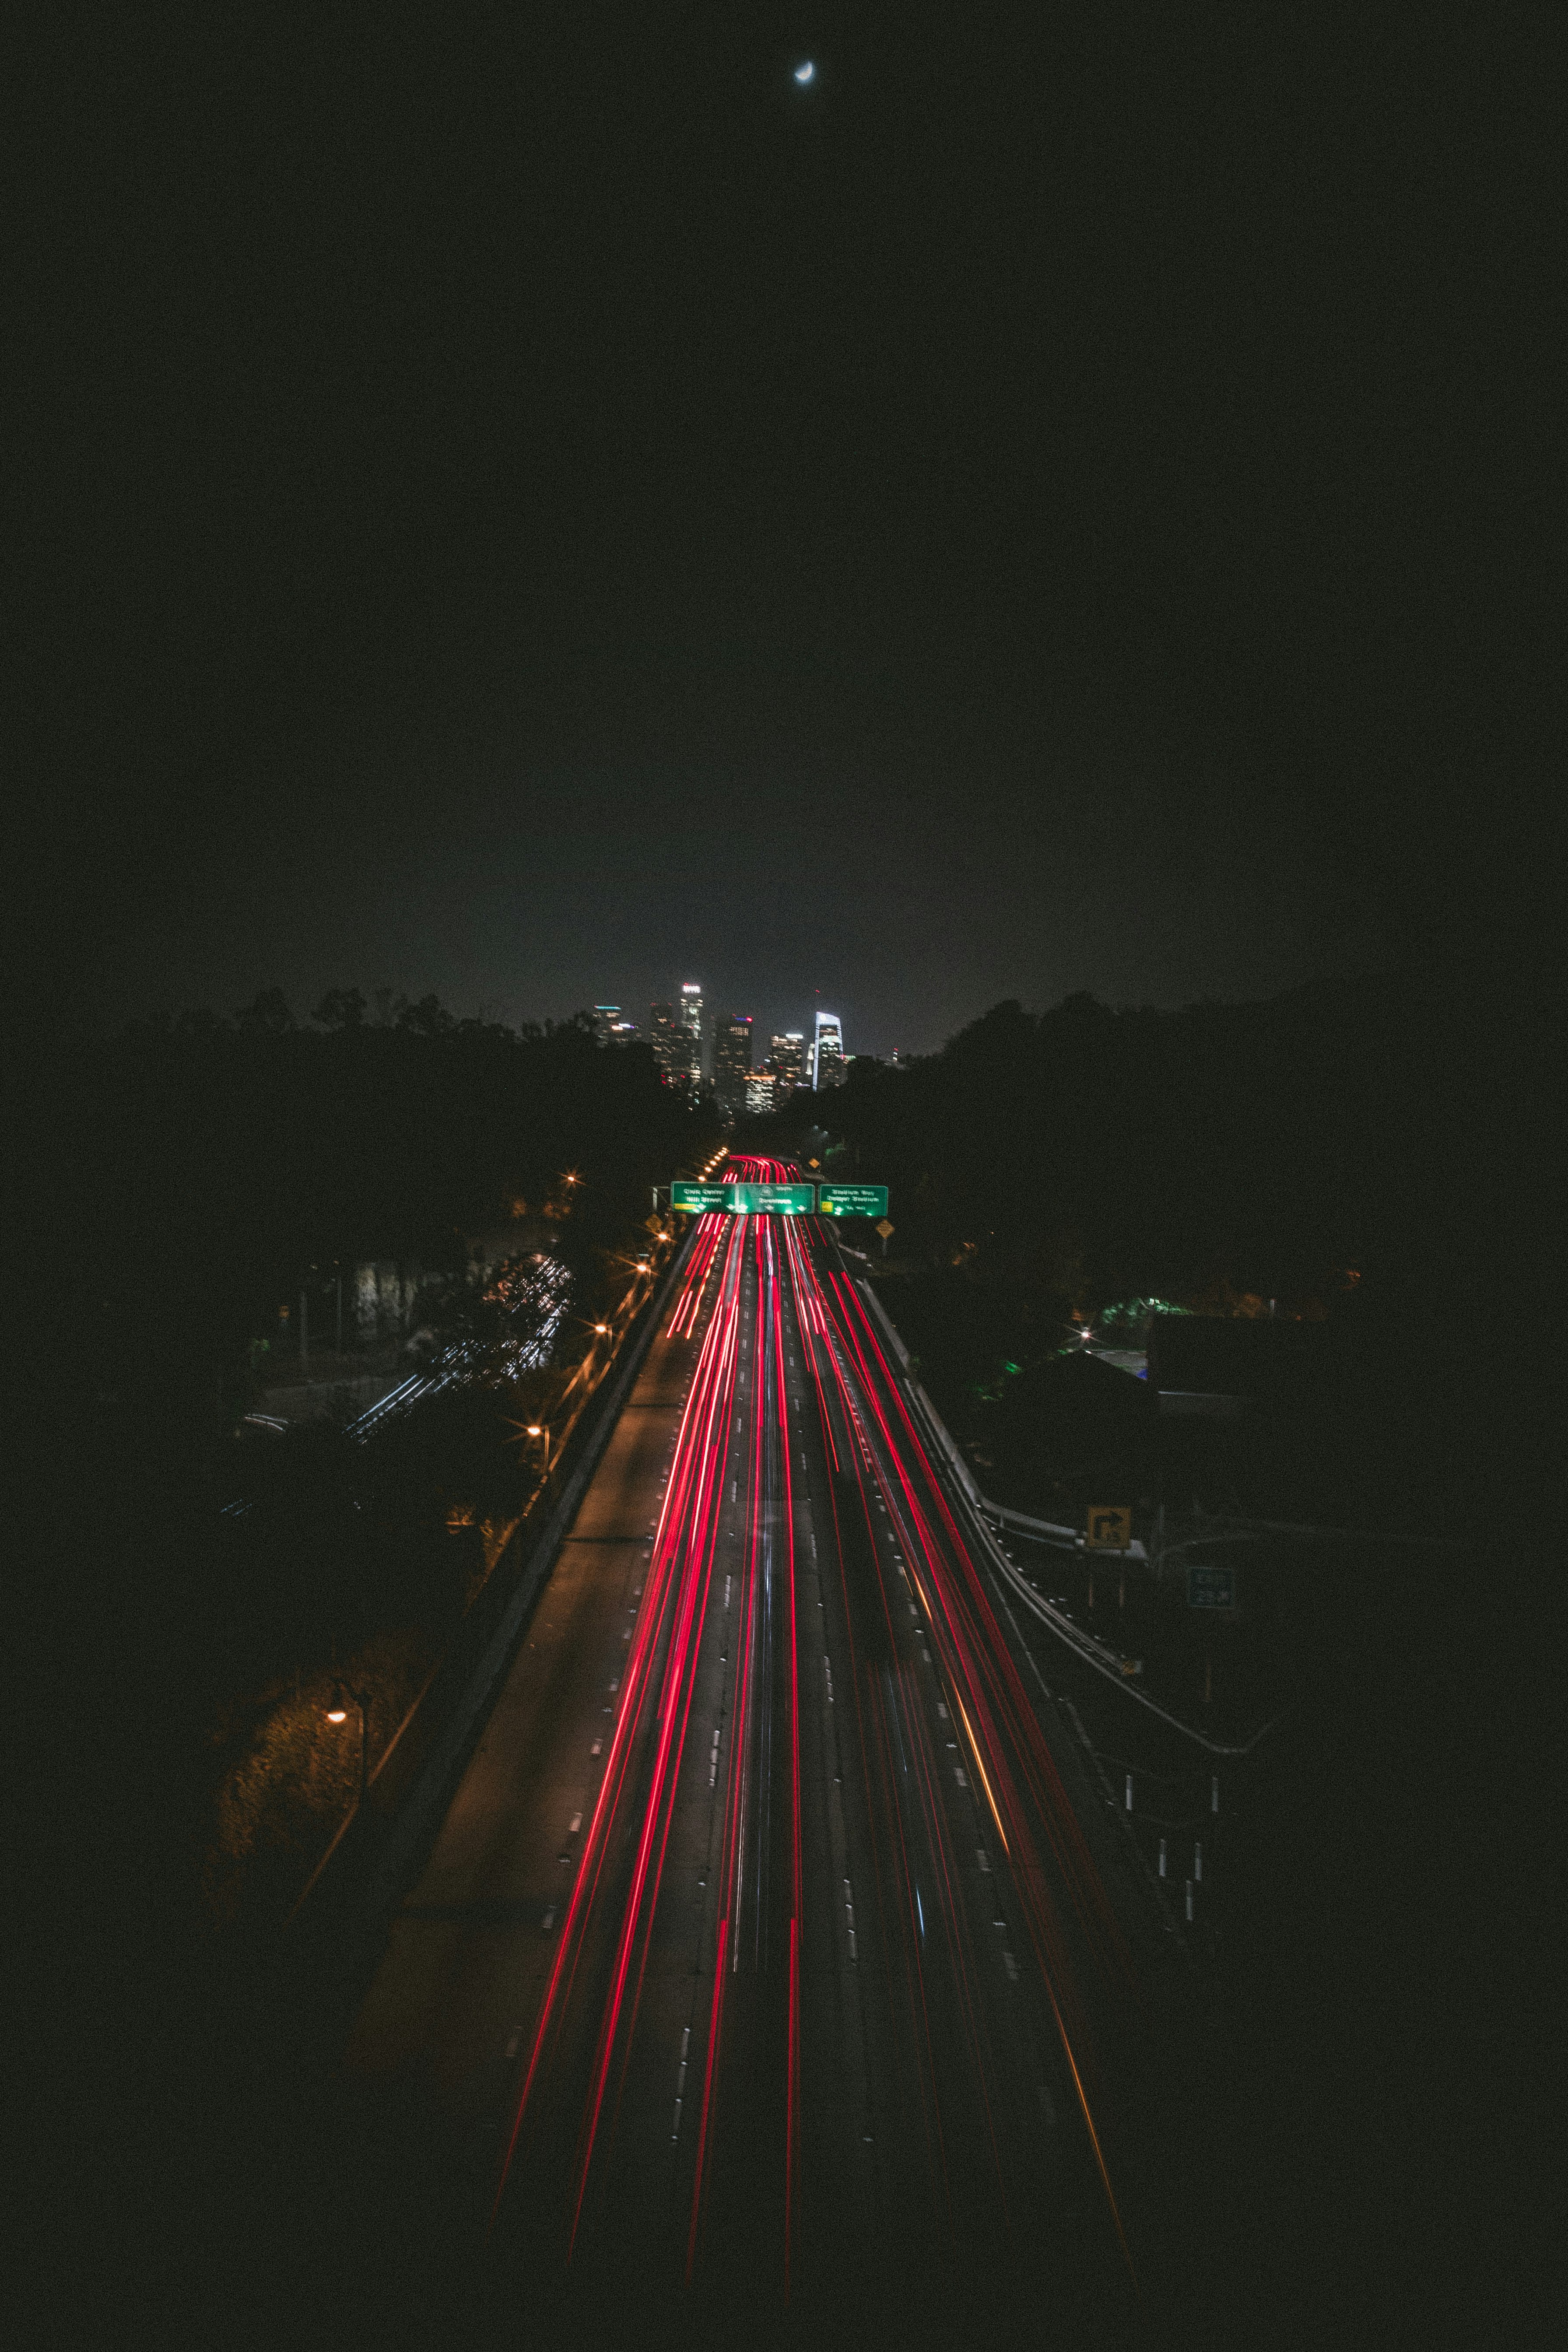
(338, 1162, 1189, 2347)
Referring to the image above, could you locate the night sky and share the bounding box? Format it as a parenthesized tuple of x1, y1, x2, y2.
(18, 5, 1556, 1052)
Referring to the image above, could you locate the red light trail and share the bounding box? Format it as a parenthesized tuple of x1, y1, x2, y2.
(485, 1151, 1139, 2302)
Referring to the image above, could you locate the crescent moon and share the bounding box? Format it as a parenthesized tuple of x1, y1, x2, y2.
(794, 61, 814, 84)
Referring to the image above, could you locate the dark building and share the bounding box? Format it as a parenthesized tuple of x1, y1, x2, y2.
(767, 1031, 805, 1091)
(713, 1013, 754, 1118)
(648, 1000, 684, 1080)
(1148, 1312, 1350, 1522)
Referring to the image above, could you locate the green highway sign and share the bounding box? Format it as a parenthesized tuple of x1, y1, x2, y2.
(1187, 1564, 1236, 1609)
(727, 1182, 817, 1215)
(671, 1181, 728, 1212)
(818, 1185, 890, 1219)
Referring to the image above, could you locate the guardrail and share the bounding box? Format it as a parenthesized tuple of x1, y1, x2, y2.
(853, 1273, 1274, 1758)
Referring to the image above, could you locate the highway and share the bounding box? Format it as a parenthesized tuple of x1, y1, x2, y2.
(341, 1157, 1177, 2344)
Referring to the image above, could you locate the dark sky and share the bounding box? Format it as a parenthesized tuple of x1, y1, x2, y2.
(17, 4, 1557, 1052)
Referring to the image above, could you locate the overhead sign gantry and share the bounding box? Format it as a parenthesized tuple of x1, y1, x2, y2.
(670, 1179, 883, 1217)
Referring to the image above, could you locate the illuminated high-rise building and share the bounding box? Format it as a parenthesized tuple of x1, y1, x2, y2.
(679, 981, 704, 1082)
(594, 1004, 640, 1046)
(713, 1013, 754, 1117)
(648, 1001, 684, 1079)
(811, 1010, 845, 1090)
(768, 1032, 805, 1091)
(745, 1071, 776, 1115)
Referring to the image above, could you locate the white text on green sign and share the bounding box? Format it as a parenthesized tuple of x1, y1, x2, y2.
(727, 1182, 817, 1214)
(670, 1181, 728, 1211)
(818, 1185, 890, 1218)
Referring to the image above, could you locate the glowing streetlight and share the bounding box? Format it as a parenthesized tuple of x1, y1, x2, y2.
(325, 1683, 369, 1806)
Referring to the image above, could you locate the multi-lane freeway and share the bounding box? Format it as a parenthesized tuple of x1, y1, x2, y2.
(341, 1157, 1181, 2343)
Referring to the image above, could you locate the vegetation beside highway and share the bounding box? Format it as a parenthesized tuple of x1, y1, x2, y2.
(37, 995, 717, 1943)
(754, 964, 1522, 1541)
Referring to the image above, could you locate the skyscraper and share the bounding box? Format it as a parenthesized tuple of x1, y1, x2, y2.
(680, 981, 704, 1083)
(768, 1032, 805, 1091)
(713, 1013, 754, 1118)
(648, 1001, 683, 1079)
(811, 1010, 845, 1090)
(745, 1070, 776, 1115)
(593, 1004, 621, 1047)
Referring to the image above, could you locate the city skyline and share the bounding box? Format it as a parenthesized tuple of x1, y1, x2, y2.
(21, 7, 1540, 1054)
(596, 981, 849, 1094)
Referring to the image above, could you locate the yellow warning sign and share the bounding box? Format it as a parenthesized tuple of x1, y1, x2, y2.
(1086, 1505, 1133, 1550)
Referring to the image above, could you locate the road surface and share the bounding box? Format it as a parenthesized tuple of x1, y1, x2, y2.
(340, 1159, 1180, 2344)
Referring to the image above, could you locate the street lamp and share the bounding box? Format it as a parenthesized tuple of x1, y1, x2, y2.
(326, 1683, 369, 1808)
(526, 1423, 552, 1475)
